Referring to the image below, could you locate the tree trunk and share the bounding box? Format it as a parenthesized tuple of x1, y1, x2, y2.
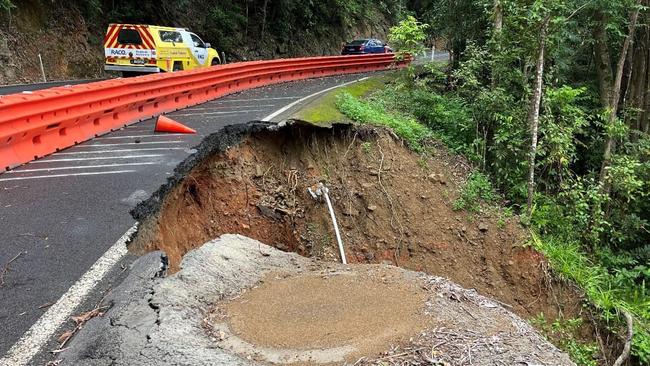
(526, 17, 550, 217)
(260, 0, 270, 41)
(628, 22, 648, 135)
(491, 0, 503, 89)
(493, 0, 503, 33)
(593, 10, 615, 109)
(599, 4, 641, 188)
(640, 30, 650, 133)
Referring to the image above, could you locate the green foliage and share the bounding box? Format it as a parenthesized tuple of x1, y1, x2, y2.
(336, 92, 430, 151)
(414, 0, 488, 67)
(0, 0, 13, 12)
(530, 315, 599, 366)
(388, 15, 429, 59)
(453, 172, 498, 212)
(60, 0, 407, 56)
(532, 232, 650, 364)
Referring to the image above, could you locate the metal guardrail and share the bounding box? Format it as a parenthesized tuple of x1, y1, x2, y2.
(0, 54, 407, 171)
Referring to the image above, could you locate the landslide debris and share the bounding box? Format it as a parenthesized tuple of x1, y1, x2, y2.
(60, 235, 575, 365)
(130, 121, 587, 328)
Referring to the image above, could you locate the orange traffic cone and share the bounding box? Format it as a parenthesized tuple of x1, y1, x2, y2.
(154, 115, 196, 134)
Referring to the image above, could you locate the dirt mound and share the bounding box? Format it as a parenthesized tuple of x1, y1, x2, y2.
(128, 121, 599, 358)
(218, 268, 427, 354)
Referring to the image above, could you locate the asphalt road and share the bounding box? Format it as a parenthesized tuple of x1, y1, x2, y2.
(0, 73, 375, 363)
(0, 79, 104, 96)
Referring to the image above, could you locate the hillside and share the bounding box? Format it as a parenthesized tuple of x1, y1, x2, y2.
(0, 0, 405, 84)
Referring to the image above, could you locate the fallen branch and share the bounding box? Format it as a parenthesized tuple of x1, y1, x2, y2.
(0, 252, 24, 287)
(54, 292, 111, 352)
(612, 310, 634, 366)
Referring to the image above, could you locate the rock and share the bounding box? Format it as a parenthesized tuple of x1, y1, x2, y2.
(254, 164, 263, 177)
(257, 204, 282, 220)
(361, 182, 373, 189)
(367, 205, 378, 212)
(479, 223, 489, 232)
(343, 208, 360, 217)
(461, 226, 467, 232)
(241, 223, 250, 230)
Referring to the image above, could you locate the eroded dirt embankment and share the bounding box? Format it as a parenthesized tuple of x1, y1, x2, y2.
(129, 121, 588, 330)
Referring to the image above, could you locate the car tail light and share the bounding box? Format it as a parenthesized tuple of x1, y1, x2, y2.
(107, 57, 116, 63)
(147, 59, 156, 64)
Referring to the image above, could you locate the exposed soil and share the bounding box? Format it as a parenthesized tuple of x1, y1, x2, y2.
(223, 269, 427, 350)
(129, 121, 607, 361)
(210, 267, 429, 364)
(0, 1, 105, 84)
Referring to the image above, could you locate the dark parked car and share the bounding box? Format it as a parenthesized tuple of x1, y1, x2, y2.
(341, 39, 392, 55)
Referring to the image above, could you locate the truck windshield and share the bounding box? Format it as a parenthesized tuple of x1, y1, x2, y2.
(117, 29, 142, 45)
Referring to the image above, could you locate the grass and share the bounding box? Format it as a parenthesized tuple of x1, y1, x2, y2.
(294, 77, 386, 125)
(453, 172, 498, 213)
(531, 232, 650, 363)
(336, 92, 430, 151)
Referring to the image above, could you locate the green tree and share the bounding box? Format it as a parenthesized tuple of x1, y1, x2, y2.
(388, 15, 429, 60)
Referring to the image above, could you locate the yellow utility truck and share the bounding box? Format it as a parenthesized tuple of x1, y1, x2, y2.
(104, 24, 221, 76)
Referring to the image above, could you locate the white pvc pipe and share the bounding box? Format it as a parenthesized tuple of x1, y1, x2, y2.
(321, 186, 347, 264)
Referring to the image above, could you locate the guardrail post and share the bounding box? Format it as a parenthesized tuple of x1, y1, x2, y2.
(38, 53, 47, 83)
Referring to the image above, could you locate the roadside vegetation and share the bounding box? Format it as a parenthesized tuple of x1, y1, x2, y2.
(0, 0, 408, 61)
(295, 78, 384, 125)
(338, 10, 650, 365)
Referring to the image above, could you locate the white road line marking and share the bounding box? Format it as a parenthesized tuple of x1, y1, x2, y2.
(55, 147, 188, 155)
(172, 109, 265, 117)
(8, 162, 158, 174)
(78, 141, 184, 148)
(217, 96, 300, 102)
(185, 104, 275, 110)
(0, 170, 137, 182)
(30, 154, 165, 163)
(0, 224, 138, 366)
(96, 134, 184, 140)
(125, 126, 153, 130)
(262, 77, 368, 122)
